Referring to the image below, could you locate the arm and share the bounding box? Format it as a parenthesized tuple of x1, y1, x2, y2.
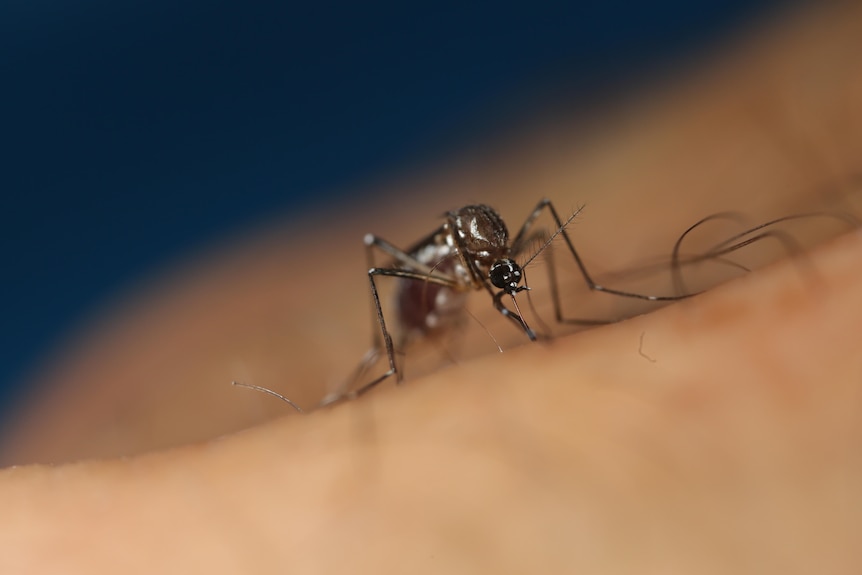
(2, 3, 862, 573)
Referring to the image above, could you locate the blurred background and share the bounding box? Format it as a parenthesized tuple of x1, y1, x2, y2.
(1, 1, 791, 424)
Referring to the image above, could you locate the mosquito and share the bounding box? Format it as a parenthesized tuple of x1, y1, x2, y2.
(313, 198, 694, 406)
(233, 198, 860, 410)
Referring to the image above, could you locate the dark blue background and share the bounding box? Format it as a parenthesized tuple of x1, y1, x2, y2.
(1, 1, 784, 414)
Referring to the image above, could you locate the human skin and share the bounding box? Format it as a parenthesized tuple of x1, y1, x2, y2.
(4, 228, 862, 574)
(2, 3, 862, 574)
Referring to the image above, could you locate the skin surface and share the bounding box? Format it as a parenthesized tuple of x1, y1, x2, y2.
(4, 230, 862, 574)
(2, 3, 862, 573)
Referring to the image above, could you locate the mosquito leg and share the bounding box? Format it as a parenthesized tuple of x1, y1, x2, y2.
(512, 223, 609, 329)
(673, 230, 799, 294)
(676, 212, 858, 270)
(669, 212, 746, 294)
(543, 238, 617, 327)
(319, 237, 416, 405)
(510, 198, 686, 327)
(319, 269, 396, 405)
(350, 268, 461, 397)
(695, 211, 857, 261)
(361, 234, 440, 347)
(363, 236, 382, 350)
(323, 267, 461, 405)
(535, 198, 695, 301)
(492, 289, 537, 341)
(503, 227, 554, 336)
(345, 232, 450, 360)
(338, 346, 383, 396)
(670, 211, 858, 293)
(509, 201, 555, 256)
(520, 269, 553, 337)
(364, 233, 450, 278)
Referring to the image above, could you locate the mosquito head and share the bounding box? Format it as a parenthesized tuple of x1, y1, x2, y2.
(489, 258, 525, 295)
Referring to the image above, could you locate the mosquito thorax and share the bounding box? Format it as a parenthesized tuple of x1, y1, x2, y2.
(489, 258, 523, 294)
(448, 204, 510, 266)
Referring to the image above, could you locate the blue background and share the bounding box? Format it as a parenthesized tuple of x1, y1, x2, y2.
(1, 0, 784, 415)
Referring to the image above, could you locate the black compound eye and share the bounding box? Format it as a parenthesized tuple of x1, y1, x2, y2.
(490, 259, 523, 293)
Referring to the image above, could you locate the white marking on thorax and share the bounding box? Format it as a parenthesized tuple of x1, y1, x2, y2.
(469, 218, 486, 243)
(446, 224, 459, 247)
(411, 232, 471, 284)
(414, 242, 451, 267)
